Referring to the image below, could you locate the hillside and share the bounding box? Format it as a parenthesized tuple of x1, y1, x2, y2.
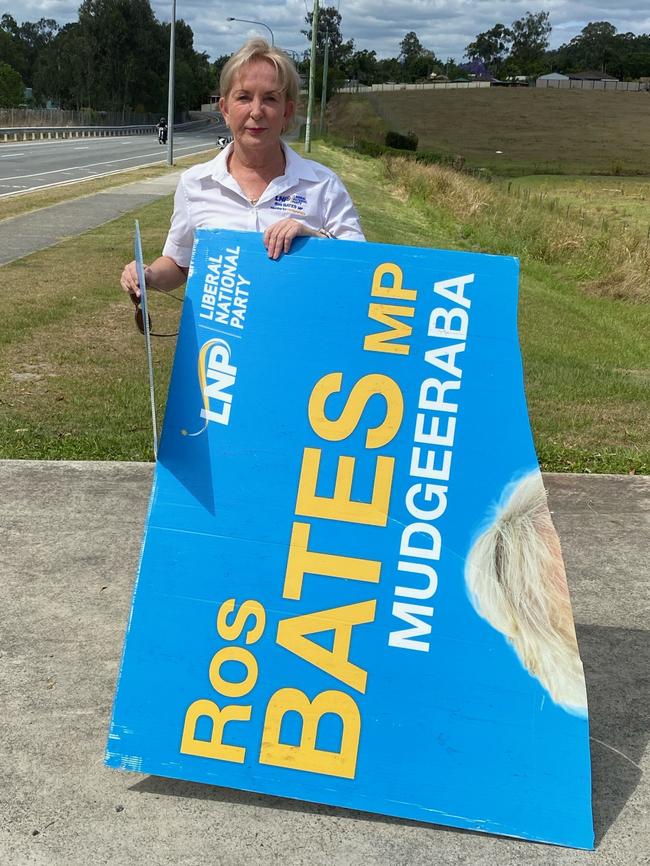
(328, 88, 650, 176)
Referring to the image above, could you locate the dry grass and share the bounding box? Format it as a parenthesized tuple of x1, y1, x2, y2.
(584, 265, 650, 303)
(330, 88, 650, 175)
(382, 155, 650, 301)
(326, 94, 386, 144)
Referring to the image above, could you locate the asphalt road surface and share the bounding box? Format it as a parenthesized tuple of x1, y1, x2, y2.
(0, 125, 227, 197)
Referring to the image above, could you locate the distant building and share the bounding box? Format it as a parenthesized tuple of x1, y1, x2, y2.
(537, 73, 569, 82)
(570, 70, 619, 82)
(459, 60, 502, 84)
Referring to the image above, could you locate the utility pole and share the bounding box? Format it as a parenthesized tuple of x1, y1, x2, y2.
(304, 0, 319, 153)
(319, 29, 330, 136)
(166, 0, 176, 166)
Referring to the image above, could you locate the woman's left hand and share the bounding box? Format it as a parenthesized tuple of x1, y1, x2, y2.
(263, 218, 319, 260)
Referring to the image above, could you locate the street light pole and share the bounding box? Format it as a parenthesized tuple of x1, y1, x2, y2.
(319, 29, 329, 136)
(166, 0, 176, 166)
(226, 17, 274, 45)
(304, 0, 319, 153)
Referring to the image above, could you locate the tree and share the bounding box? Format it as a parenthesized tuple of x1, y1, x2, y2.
(568, 22, 618, 72)
(0, 15, 27, 79)
(171, 19, 214, 114)
(508, 10, 552, 74)
(0, 15, 58, 86)
(375, 56, 402, 83)
(443, 58, 465, 80)
(399, 31, 437, 82)
(76, 0, 167, 114)
(0, 60, 24, 106)
(465, 24, 512, 73)
(17, 18, 58, 85)
(33, 23, 91, 109)
(344, 48, 378, 85)
(302, 6, 354, 67)
(548, 25, 650, 79)
(303, 6, 354, 100)
(212, 54, 231, 91)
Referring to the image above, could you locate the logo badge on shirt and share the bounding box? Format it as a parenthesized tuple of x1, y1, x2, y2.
(271, 193, 307, 215)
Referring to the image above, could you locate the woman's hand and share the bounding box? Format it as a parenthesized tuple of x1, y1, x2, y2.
(263, 218, 320, 260)
(120, 260, 150, 302)
(120, 256, 188, 300)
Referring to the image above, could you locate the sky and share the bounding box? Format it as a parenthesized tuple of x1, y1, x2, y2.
(4, 0, 650, 63)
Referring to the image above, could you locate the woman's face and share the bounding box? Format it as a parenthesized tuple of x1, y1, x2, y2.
(220, 59, 294, 153)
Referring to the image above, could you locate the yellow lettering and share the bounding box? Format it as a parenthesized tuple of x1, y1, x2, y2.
(371, 262, 417, 301)
(295, 447, 394, 526)
(276, 601, 375, 693)
(260, 688, 360, 779)
(363, 304, 414, 355)
(216, 598, 266, 644)
(208, 646, 258, 698)
(308, 372, 404, 448)
(283, 521, 381, 600)
(180, 699, 251, 763)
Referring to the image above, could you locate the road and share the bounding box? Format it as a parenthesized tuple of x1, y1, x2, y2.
(0, 124, 227, 197)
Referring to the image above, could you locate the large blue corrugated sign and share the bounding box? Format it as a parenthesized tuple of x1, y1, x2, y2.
(106, 229, 594, 849)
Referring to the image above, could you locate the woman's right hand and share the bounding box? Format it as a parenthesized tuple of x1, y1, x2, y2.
(120, 260, 150, 302)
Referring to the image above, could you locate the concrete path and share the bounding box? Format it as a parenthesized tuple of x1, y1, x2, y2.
(0, 172, 182, 266)
(1, 461, 648, 866)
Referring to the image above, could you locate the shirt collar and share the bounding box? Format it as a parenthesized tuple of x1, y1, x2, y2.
(206, 141, 320, 185)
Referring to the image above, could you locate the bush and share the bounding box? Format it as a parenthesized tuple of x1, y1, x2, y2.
(354, 138, 455, 168)
(385, 129, 418, 151)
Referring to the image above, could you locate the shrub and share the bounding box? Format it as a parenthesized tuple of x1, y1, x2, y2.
(385, 129, 418, 151)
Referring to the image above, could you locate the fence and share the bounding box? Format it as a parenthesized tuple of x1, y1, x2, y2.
(536, 79, 647, 92)
(338, 81, 491, 94)
(0, 108, 161, 128)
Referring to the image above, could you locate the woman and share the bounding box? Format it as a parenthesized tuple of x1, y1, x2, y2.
(121, 39, 364, 299)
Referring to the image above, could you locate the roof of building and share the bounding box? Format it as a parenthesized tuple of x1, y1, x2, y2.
(570, 70, 619, 81)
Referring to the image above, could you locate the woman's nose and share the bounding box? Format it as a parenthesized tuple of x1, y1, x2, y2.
(250, 99, 263, 118)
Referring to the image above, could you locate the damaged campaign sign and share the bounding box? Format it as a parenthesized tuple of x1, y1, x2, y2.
(106, 229, 594, 849)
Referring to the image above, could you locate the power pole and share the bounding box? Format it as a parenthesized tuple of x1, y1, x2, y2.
(166, 0, 176, 166)
(319, 29, 330, 136)
(304, 0, 319, 153)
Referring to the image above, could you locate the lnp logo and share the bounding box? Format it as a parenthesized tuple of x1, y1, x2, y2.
(183, 338, 237, 436)
(271, 193, 307, 215)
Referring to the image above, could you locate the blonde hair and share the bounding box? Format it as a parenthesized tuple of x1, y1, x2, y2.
(220, 39, 300, 130)
(465, 471, 588, 715)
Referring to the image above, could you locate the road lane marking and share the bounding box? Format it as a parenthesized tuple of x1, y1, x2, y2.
(0, 143, 215, 197)
(2, 145, 205, 181)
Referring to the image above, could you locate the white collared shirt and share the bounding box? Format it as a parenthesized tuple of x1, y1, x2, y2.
(162, 142, 365, 267)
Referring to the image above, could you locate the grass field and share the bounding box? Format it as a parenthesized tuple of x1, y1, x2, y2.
(508, 175, 650, 234)
(328, 88, 650, 176)
(0, 142, 648, 472)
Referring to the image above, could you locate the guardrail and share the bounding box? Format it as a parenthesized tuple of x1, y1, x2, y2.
(0, 118, 212, 143)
